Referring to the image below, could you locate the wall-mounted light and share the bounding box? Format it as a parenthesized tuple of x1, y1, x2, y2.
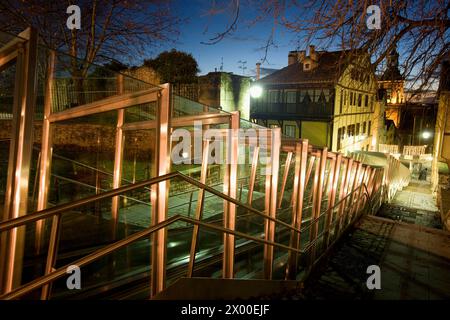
(422, 131, 431, 139)
(250, 85, 263, 98)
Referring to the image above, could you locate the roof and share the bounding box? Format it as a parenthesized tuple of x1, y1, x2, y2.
(256, 49, 365, 85)
(379, 66, 404, 81)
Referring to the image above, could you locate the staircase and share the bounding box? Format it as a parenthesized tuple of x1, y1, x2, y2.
(0, 28, 405, 300)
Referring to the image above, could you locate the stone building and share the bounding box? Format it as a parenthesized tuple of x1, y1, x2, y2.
(198, 72, 252, 120)
(378, 47, 405, 128)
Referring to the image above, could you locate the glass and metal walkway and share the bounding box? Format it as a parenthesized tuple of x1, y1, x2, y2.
(0, 28, 408, 299)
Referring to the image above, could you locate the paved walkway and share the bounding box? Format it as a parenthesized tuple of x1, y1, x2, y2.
(276, 177, 450, 300)
(391, 180, 438, 211)
(378, 179, 442, 229)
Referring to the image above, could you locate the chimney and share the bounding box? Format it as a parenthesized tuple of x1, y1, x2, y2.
(288, 51, 297, 65)
(256, 62, 261, 80)
(298, 50, 306, 62)
(309, 45, 318, 61)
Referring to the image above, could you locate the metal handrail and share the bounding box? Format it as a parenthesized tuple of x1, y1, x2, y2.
(0, 170, 375, 239)
(0, 214, 304, 300)
(0, 171, 301, 236)
(0, 170, 379, 300)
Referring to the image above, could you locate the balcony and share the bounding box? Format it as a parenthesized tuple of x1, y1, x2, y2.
(250, 100, 334, 120)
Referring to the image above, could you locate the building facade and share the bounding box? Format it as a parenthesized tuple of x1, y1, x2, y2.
(198, 72, 252, 120)
(250, 46, 383, 153)
(378, 48, 405, 128)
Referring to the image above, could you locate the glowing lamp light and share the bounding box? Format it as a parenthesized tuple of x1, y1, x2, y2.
(250, 85, 263, 98)
(422, 131, 431, 139)
(182, 152, 189, 159)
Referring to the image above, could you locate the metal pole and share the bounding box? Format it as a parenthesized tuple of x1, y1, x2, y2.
(247, 146, 259, 205)
(35, 49, 55, 256)
(263, 127, 280, 280)
(309, 147, 327, 265)
(187, 140, 209, 277)
(111, 74, 125, 232)
(286, 139, 308, 280)
(278, 151, 293, 208)
(325, 153, 341, 247)
(223, 111, 239, 279)
(1, 28, 38, 293)
(150, 83, 171, 297)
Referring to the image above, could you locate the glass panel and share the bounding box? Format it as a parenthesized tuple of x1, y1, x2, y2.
(49, 110, 118, 206)
(173, 94, 224, 117)
(0, 63, 15, 213)
(48, 45, 157, 114)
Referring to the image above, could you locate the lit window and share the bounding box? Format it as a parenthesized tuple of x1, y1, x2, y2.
(284, 125, 296, 138)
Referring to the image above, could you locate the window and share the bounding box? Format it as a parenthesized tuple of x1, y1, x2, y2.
(304, 63, 310, 70)
(364, 95, 368, 107)
(357, 94, 362, 107)
(339, 89, 343, 114)
(307, 89, 315, 102)
(303, 92, 312, 103)
(337, 127, 343, 150)
(286, 91, 296, 104)
(350, 92, 354, 106)
(284, 125, 296, 138)
(363, 121, 367, 134)
(269, 90, 279, 103)
(347, 124, 355, 137)
(356, 123, 360, 135)
(318, 90, 326, 103)
(368, 121, 372, 134)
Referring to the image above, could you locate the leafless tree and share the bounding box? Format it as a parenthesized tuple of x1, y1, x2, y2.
(202, 0, 449, 93)
(0, 0, 181, 79)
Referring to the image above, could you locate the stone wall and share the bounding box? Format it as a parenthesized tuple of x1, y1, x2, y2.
(0, 120, 156, 158)
(123, 66, 160, 86)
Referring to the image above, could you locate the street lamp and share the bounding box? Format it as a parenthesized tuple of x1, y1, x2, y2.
(250, 85, 263, 98)
(422, 131, 431, 139)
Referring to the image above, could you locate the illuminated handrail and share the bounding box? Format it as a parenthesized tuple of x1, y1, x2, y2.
(0, 214, 303, 300)
(0, 170, 378, 300)
(0, 171, 300, 235)
(0, 185, 379, 300)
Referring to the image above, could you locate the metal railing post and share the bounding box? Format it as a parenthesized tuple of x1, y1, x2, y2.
(247, 146, 259, 205)
(278, 151, 293, 208)
(150, 83, 171, 297)
(1, 28, 38, 294)
(309, 147, 327, 266)
(223, 111, 239, 279)
(325, 153, 342, 247)
(286, 139, 308, 280)
(35, 50, 55, 252)
(263, 127, 280, 280)
(187, 140, 210, 277)
(111, 74, 125, 235)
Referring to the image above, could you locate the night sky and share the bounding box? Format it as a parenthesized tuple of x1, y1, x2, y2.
(147, 0, 304, 77)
